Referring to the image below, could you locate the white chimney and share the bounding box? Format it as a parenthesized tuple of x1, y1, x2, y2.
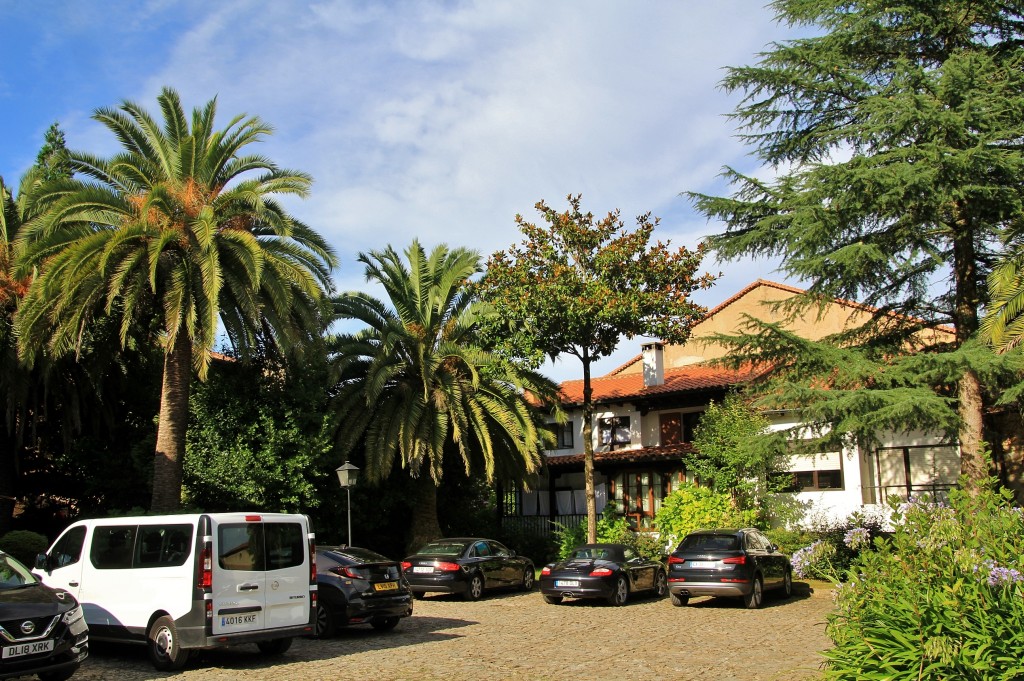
(642, 341, 665, 387)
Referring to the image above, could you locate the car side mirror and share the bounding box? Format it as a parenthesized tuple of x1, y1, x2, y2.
(34, 553, 50, 572)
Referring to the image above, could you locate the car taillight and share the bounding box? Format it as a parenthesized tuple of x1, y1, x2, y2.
(667, 556, 684, 564)
(438, 562, 461, 572)
(197, 541, 212, 589)
(401, 561, 412, 571)
(309, 533, 317, 582)
(541, 566, 551, 575)
(590, 567, 613, 577)
(337, 566, 369, 580)
(722, 555, 747, 565)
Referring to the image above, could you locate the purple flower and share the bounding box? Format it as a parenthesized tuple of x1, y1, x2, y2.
(843, 527, 871, 550)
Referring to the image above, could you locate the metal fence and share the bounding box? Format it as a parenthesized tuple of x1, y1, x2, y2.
(499, 514, 586, 538)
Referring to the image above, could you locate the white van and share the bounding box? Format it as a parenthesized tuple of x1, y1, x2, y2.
(33, 512, 316, 670)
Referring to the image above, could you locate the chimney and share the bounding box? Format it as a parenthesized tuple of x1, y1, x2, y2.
(642, 341, 665, 387)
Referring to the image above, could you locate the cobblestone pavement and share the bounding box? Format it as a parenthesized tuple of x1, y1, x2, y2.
(31, 584, 834, 681)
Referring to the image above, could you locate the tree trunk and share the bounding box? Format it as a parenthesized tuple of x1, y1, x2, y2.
(407, 474, 442, 553)
(150, 336, 192, 513)
(581, 348, 597, 543)
(958, 369, 989, 493)
(951, 214, 989, 493)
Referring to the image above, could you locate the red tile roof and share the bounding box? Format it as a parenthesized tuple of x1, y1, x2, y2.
(557, 363, 758, 406)
(546, 442, 696, 468)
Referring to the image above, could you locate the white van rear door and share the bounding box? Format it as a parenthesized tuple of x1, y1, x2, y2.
(261, 520, 311, 629)
(210, 516, 267, 635)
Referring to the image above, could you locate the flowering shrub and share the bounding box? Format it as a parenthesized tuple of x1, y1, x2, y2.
(823, 482, 1024, 680)
(791, 540, 837, 580)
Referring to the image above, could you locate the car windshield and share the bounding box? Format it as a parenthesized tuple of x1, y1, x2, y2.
(0, 554, 38, 590)
(678, 534, 739, 552)
(416, 541, 467, 557)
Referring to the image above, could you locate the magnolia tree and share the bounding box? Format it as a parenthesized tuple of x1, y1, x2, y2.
(479, 195, 715, 542)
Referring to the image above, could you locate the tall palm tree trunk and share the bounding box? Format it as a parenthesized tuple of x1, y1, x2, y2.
(151, 337, 192, 512)
(407, 474, 442, 553)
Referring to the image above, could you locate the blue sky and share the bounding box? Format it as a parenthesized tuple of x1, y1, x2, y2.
(1, 0, 798, 381)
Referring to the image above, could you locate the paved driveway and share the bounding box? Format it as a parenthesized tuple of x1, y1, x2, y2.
(52, 584, 833, 681)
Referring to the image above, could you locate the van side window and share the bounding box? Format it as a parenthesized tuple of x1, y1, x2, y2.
(218, 524, 264, 571)
(91, 526, 138, 569)
(50, 526, 86, 568)
(265, 523, 304, 571)
(135, 524, 194, 568)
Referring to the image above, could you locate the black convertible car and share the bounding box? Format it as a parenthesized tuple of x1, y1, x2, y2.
(539, 543, 667, 606)
(401, 538, 535, 600)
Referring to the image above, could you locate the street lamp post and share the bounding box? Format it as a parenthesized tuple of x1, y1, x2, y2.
(335, 462, 359, 547)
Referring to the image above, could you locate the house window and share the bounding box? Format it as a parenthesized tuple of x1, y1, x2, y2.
(599, 416, 631, 448)
(612, 470, 670, 528)
(659, 411, 703, 445)
(545, 421, 574, 449)
(781, 451, 844, 492)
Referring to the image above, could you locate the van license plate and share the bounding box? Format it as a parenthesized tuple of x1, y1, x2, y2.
(555, 580, 580, 588)
(374, 581, 399, 591)
(3, 640, 53, 658)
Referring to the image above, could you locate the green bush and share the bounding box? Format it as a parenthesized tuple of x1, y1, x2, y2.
(789, 510, 890, 580)
(653, 482, 757, 550)
(552, 503, 664, 562)
(823, 482, 1024, 680)
(0, 530, 50, 567)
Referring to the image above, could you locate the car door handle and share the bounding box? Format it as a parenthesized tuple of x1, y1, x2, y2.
(68, 581, 79, 587)
(238, 583, 260, 591)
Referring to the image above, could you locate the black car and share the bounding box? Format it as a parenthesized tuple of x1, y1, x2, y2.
(539, 543, 667, 606)
(314, 546, 413, 638)
(0, 550, 88, 681)
(667, 528, 792, 609)
(401, 538, 534, 601)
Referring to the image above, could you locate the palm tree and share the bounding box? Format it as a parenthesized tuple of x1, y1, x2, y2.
(329, 240, 558, 550)
(14, 87, 337, 512)
(982, 240, 1024, 353)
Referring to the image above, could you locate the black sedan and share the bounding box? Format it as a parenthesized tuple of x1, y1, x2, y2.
(401, 538, 535, 601)
(0, 550, 89, 681)
(539, 543, 667, 606)
(314, 546, 413, 638)
(666, 528, 792, 609)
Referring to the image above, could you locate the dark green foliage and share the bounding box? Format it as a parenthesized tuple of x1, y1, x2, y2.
(0, 530, 48, 566)
(689, 0, 1024, 481)
(653, 482, 759, 550)
(553, 502, 665, 562)
(688, 392, 788, 511)
(823, 482, 1024, 679)
(184, 350, 332, 512)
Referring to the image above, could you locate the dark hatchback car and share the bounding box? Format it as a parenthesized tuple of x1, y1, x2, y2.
(0, 550, 88, 681)
(539, 543, 667, 606)
(401, 538, 534, 601)
(314, 546, 413, 638)
(667, 528, 792, 609)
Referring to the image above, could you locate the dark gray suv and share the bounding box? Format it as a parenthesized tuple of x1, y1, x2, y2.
(0, 550, 88, 681)
(666, 528, 792, 609)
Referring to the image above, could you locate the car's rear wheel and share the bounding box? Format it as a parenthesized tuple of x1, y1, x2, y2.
(371, 616, 401, 631)
(463, 573, 484, 601)
(256, 638, 293, 655)
(654, 570, 668, 597)
(543, 594, 563, 605)
(148, 615, 190, 671)
(607, 576, 629, 606)
(314, 603, 336, 638)
(521, 567, 535, 591)
(744, 576, 763, 609)
(782, 569, 793, 599)
(670, 592, 688, 607)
